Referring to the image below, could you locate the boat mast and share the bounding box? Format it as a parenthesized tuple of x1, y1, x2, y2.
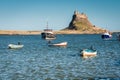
(46, 22, 48, 29)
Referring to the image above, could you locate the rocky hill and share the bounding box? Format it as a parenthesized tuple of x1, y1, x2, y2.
(63, 10, 106, 34)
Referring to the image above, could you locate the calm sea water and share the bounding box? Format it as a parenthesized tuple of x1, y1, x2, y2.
(0, 33, 120, 80)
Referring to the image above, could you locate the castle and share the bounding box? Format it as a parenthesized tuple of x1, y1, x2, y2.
(74, 10, 87, 19)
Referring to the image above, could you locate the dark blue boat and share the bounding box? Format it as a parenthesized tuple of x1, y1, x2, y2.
(101, 32, 112, 40)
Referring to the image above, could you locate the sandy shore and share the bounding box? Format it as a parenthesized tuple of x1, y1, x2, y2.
(0, 30, 41, 35)
(0, 30, 112, 35)
(54, 30, 105, 34)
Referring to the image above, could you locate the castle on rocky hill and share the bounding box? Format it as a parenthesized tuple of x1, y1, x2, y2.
(63, 10, 106, 33)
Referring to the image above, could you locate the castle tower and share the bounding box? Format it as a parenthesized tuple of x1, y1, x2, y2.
(74, 10, 79, 15)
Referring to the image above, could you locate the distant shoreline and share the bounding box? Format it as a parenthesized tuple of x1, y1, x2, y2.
(0, 30, 41, 35)
(54, 30, 105, 34)
(0, 30, 119, 35)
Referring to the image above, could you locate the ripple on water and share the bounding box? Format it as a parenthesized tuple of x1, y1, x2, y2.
(0, 34, 120, 79)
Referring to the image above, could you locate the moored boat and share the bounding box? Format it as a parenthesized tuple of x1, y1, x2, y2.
(41, 22, 56, 40)
(41, 29, 56, 40)
(48, 42, 67, 47)
(101, 32, 112, 40)
(81, 48, 97, 58)
(8, 44, 24, 49)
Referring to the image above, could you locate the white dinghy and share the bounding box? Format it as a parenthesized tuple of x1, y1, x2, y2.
(8, 44, 24, 49)
(81, 46, 97, 58)
(48, 42, 67, 47)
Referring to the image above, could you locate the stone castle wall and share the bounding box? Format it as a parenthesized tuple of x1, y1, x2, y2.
(74, 10, 87, 19)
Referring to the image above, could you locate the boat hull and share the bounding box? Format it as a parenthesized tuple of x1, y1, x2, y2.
(101, 32, 112, 40)
(101, 35, 112, 40)
(41, 32, 56, 40)
(8, 44, 24, 49)
(48, 42, 67, 47)
(81, 49, 97, 58)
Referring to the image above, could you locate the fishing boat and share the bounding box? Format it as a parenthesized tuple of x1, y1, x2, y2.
(101, 31, 112, 40)
(48, 42, 67, 47)
(41, 22, 56, 40)
(81, 48, 97, 58)
(8, 44, 24, 49)
(41, 29, 56, 40)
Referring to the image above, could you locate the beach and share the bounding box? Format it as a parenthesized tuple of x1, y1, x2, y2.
(0, 30, 107, 35)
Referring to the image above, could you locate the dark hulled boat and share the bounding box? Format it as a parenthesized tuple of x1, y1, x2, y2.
(41, 29, 56, 40)
(101, 32, 112, 40)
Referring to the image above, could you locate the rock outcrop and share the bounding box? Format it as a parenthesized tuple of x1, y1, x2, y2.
(64, 10, 106, 34)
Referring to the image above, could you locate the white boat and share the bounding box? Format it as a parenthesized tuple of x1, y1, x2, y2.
(41, 29, 56, 40)
(41, 22, 56, 40)
(81, 48, 97, 58)
(8, 44, 24, 49)
(101, 32, 112, 40)
(48, 42, 67, 47)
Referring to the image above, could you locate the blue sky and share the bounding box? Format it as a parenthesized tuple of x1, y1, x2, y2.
(0, 0, 120, 31)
